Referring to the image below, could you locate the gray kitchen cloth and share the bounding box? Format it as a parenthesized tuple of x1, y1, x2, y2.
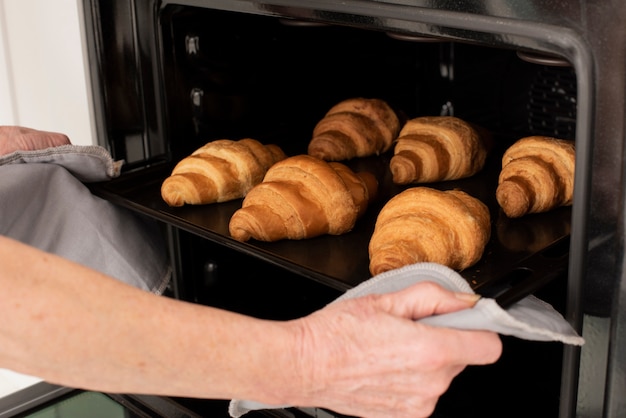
(229, 262, 584, 417)
(0, 144, 123, 182)
(0, 145, 170, 294)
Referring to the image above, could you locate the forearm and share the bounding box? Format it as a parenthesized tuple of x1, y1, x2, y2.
(0, 235, 502, 418)
(0, 235, 299, 403)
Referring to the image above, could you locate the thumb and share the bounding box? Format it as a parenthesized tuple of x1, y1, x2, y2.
(373, 281, 480, 321)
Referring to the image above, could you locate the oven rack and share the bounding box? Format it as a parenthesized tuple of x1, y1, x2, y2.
(89, 149, 571, 295)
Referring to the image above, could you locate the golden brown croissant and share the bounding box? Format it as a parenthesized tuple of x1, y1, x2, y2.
(368, 187, 490, 275)
(496, 136, 575, 218)
(161, 138, 286, 207)
(229, 155, 378, 242)
(390, 116, 488, 184)
(307, 97, 400, 161)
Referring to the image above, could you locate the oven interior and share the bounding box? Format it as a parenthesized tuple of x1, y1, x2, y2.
(97, 4, 577, 291)
(86, 3, 580, 417)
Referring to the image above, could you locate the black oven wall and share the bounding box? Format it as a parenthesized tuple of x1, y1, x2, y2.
(166, 227, 341, 319)
(159, 6, 577, 163)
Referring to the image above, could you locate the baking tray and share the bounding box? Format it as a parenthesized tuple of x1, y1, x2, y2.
(90, 145, 571, 296)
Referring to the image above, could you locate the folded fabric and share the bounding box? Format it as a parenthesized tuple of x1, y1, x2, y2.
(229, 262, 583, 417)
(0, 146, 170, 294)
(0, 144, 123, 182)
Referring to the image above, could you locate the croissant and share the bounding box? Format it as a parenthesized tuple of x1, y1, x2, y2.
(496, 136, 575, 218)
(229, 155, 378, 242)
(307, 97, 400, 161)
(161, 138, 286, 207)
(390, 116, 487, 184)
(368, 187, 490, 275)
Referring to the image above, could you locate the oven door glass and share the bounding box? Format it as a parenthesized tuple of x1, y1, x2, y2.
(22, 392, 133, 418)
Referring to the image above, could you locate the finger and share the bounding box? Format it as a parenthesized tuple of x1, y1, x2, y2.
(431, 327, 503, 366)
(0, 126, 71, 155)
(372, 281, 481, 320)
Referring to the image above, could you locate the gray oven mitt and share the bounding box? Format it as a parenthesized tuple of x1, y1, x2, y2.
(0, 145, 170, 294)
(229, 262, 584, 417)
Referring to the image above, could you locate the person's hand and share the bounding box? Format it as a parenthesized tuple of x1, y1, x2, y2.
(286, 282, 502, 418)
(0, 126, 70, 155)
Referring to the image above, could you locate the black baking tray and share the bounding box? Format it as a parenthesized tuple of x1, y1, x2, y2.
(89, 145, 571, 299)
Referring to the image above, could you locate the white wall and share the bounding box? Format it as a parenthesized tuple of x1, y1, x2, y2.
(0, 0, 95, 145)
(0, 0, 94, 394)
(0, 2, 14, 124)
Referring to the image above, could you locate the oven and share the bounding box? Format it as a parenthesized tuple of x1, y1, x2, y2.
(56, 1, 626, 417)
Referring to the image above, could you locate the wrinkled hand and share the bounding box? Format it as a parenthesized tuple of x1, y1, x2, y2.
(289, 282, 502, 418)
(0, 126, 70, 155)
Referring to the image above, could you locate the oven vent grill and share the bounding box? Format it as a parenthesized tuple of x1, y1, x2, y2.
(527, 66, 577, 140)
